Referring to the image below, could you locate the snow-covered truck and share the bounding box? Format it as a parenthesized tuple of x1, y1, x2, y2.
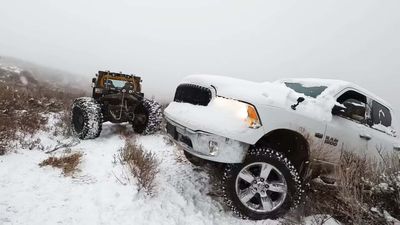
(164, 75, 400, 220)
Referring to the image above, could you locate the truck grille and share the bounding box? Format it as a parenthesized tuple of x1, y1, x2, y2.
(173, 84, 212, 106)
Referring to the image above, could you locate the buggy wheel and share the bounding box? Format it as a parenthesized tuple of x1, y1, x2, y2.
(132, 98, 162, 135)
(71, 97, 103, 140)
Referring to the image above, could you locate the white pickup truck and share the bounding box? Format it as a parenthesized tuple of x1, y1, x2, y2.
(164, 75, 400, 220)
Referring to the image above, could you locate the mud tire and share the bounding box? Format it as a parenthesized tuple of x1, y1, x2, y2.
(132, 98, 163, 135)
(71, 97, 103, 140)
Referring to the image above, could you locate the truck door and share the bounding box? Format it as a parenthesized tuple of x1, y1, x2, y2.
(363, 99, 400, 159)
(324, 90, 370, 158)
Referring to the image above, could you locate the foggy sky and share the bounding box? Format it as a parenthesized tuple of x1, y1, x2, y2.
(1, 0, 400, 110)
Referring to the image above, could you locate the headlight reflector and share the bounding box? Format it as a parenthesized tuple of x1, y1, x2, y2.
(246, 105, 261, 128)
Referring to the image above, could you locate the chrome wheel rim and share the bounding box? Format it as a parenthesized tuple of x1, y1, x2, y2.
(235, 162, 288, 213)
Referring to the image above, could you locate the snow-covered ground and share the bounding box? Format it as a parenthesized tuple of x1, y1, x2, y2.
(0, 123, 338, 225)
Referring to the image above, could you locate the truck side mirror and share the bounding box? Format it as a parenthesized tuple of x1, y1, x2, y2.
(92, 77, 97, 83)
(291, 97, 305, 110)
(332, 104, 346, 115)
(297, 97, 305, 103)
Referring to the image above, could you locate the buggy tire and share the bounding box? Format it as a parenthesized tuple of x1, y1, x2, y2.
(132, 98, 162, 135)
(222, 148, 303, 220)
(71, 97, 103, 140)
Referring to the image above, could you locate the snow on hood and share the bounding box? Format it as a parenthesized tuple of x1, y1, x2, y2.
(181, 75, 337, 121)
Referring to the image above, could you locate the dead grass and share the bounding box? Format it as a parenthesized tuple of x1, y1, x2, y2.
(39, 152, 82, 176)
(162, 136, 187, 164)
(292, 131, 400, 224)
(299, 150, 400, 225)
(0, 80, 83, 155)
(118, 137, 159, 195)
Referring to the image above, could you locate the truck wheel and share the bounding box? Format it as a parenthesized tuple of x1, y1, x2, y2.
(132, 98, 162, 135)
(71, 97, 103, 140)
(222, 148, 303, 220)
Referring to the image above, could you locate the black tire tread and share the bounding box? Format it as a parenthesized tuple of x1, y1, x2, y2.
(71, 97, 103, 140)
(133, 98, 162, 135)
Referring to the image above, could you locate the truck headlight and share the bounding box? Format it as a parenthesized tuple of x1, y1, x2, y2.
(213, 97, 262, 129)
(239, 104, 262, 128)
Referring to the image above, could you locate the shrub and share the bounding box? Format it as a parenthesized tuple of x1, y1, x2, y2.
(0, 81, 83, 154)
(39, 152, 82, 176)
(118, 138, 159, 195)
(53, 111, 72, 137)
(300, 150, 400, 225)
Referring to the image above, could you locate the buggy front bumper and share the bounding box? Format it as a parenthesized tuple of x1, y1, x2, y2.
(165, 118, 248, 164)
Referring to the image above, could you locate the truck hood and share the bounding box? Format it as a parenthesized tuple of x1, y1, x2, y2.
(182, 74, 294, 105)
(181, 74, 337, 121)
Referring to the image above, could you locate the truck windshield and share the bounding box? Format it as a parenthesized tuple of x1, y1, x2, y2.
(285, 82, 328, 98)
(104, 79, 128, 89)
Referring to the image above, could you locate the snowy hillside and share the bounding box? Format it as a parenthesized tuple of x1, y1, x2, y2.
(0, 64, 37, 86)
(0, 123, 273, 225)
(0, 56, 89, 91)
(0, 121, 339, 225)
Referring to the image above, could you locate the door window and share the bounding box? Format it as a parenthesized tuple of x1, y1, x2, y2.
(369, 100, 394, 135)
(336, 90, 367, 123)
(371, 101, 392, 127)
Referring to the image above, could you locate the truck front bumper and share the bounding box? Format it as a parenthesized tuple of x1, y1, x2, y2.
(165, 118, 249, 164)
